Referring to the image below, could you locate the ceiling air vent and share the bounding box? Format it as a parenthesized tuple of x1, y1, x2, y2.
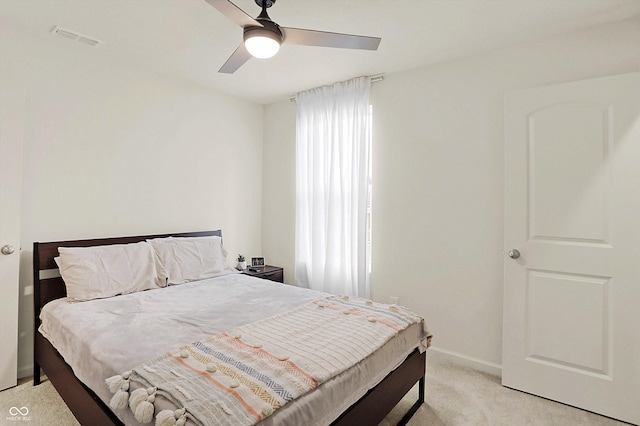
(50, 26, 103, 47)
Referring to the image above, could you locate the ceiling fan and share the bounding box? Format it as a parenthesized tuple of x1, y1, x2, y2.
(206, 0, 382, 74)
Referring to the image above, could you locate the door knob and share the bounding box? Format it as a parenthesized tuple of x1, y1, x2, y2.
(1, 245, 15, 255)
(508, 249, 520, 259)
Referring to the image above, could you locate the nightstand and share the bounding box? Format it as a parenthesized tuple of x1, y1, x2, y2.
(242, 265, 284, 283)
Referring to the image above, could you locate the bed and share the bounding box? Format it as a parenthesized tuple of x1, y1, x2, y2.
(33, 230, 430, 426)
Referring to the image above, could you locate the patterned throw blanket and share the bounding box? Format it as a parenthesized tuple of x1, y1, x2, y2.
(106, 296, 431, 426)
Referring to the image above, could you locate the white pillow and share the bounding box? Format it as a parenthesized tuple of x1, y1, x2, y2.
(147, 236, 234, 285)
(57, 241, 167, 302)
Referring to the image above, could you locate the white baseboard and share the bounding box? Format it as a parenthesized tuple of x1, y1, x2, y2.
(428, 346, 503, 377)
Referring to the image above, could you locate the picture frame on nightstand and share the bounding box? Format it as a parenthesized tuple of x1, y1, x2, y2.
(251, 257, 265, 267)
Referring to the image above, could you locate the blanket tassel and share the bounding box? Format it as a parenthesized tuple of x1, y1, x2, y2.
(109, 386, 129, 410)
(131, 387, 157, 423)
(107, 372, 132, 410)
(105, 371, 131, 393)
(156, 408, 187, 426)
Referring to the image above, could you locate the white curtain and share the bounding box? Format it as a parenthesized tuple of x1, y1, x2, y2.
(295, 76, 371, 298)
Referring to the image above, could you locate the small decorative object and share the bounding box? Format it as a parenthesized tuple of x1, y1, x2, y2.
(251, 257, 265, 267)
(236, 254, 247, 270)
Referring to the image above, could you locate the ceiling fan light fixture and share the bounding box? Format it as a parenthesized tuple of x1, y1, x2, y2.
(245, 34, 280, 58)
(243, 24, 282, 59)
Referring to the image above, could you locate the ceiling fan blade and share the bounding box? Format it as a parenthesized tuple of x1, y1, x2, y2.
(218, 43, 252, 74)
(282, 27, 381, 50)
(204, 0, 262, 28)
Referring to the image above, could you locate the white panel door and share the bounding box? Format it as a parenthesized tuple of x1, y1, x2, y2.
(0, 45, 25, 390)
(503, 72, 640, 424)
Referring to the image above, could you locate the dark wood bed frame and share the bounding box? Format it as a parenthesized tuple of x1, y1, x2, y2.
(33, 230, 426, 426)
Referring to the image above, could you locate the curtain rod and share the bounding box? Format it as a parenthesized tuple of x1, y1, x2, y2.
(289, 74, 384, 102)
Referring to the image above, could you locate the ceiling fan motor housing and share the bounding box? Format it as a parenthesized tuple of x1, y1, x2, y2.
(243, 19, 283, 45)
(254, 0, 275, 8)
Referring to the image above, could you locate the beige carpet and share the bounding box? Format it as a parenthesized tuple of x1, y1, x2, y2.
(0, 350, 628, 426)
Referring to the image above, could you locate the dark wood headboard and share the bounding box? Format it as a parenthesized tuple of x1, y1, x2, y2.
(33, 230, 222, 325)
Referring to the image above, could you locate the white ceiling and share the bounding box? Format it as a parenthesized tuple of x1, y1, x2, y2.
(1, 0, 639, 104)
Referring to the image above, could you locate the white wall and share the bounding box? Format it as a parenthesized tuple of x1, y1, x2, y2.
(262, 100, 297, 283)
(262, 18, 640, 371)
(10, 31, 264, 377)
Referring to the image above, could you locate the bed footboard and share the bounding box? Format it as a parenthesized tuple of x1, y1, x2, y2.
(331, 348, 426, 426)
